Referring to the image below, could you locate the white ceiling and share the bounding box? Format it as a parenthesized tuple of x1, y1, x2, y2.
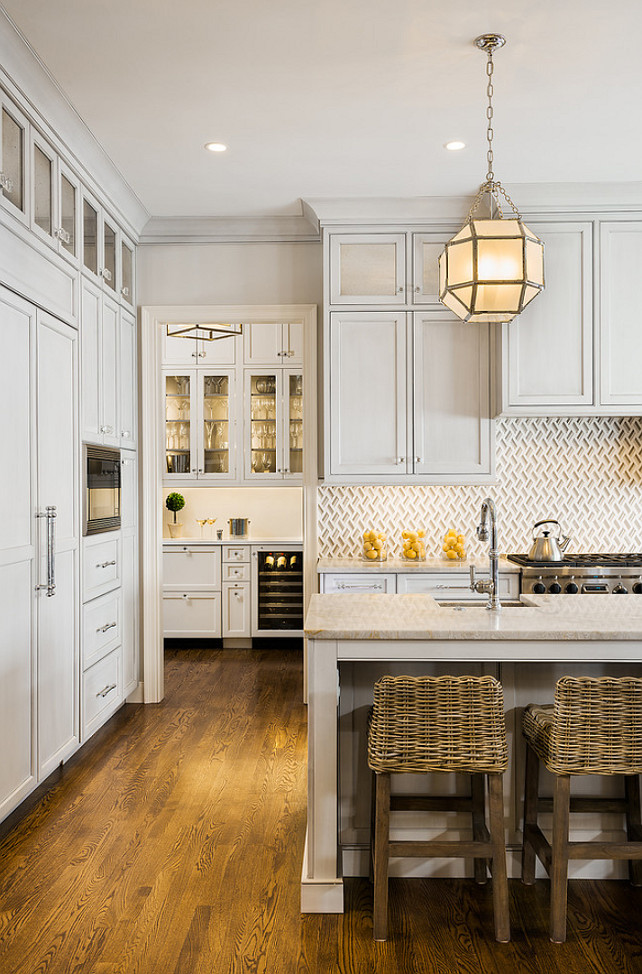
(3, 0, 642, 220)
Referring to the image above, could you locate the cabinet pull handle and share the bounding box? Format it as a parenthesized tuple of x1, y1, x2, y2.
(97, 621, 117, 633)
(415, 456, 423, 463)
(101, 267, 113, 282)
(54, 226, 72, 244)
(395, 456, 406, 464)
(337, 581, 383, 591)
(121, 430, 131, 438)
(97, 683, 117, 698)
(397, 285, 404, 293)
(0, 172, 14, 192)
(415, 285, 421, 293)
(100, 425, 114, 434)
(121, 286, 130, 298)
(96, 560, 117, 569)
(35, 506, 57, 597)
(434, 583, 475, 590)
(182, 593, 190, 599)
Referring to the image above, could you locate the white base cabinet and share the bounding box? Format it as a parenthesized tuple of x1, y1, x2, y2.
(163, 591, 222, 638)
(222, 582, 251, 637)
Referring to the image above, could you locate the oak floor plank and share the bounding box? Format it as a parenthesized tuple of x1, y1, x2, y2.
(1, 646, 641, 974)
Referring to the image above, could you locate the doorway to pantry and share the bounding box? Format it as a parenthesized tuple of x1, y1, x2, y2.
(138, 304, 317, 702)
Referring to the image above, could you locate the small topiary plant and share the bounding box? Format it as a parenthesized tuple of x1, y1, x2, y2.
(165, 492, 185, 524)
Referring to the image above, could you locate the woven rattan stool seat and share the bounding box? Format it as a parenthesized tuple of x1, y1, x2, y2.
(367, 674, 510, 943)
(521, 675, 642, 943)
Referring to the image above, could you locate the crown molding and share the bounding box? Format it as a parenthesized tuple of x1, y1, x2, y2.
(139, 213, 320, 244)
(0, 7, 149, 238)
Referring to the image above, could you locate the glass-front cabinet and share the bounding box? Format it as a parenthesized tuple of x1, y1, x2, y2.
(0, 93, 28, 224)
(30, 131, 81, 263)
(164, 370, 238, 482)
(245, 370, 303, 481)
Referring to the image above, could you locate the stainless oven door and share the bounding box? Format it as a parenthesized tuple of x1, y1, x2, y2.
(84, 445, 121, 535)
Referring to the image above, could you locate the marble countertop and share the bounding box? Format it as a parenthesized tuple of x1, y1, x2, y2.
(304, 593, 642, 641)
(163, 537, 302, 546)
(317, 556, 520, 574)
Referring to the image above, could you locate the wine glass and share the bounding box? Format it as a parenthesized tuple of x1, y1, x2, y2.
(207, 517, 216, 537)
(205, 420, 214, 450)
(196, 518, 207, 537)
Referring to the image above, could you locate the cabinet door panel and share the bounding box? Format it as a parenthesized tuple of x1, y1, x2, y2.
(329, 233, 406, 305)
(80, 279, 101, 442)
(0, 93, 29, 223)
(119, 310, 136, 447)
(0, 289, 33, 550)
(413, 313, 492, 477)
(121, 532, 138, 696)
(503, 223, 593, 410)
(330, 313, 408, 476)
(412, 232, 451, 304)
(243, 322, 283, 364)
(101, 297, 119, 446)
(600, 222, 642, 405)
(222, 582, 250, 637)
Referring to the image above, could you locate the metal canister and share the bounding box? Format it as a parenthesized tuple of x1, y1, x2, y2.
(228, 518, 250, 537)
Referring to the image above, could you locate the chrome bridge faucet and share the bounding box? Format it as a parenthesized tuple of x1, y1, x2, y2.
(470, 497, 501, 611)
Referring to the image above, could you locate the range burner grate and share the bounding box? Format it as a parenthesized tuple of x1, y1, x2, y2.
(506, 553, 642, 569)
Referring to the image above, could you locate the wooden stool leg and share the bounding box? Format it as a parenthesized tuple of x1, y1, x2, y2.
(471, 773, 488, 884)
(373, 772, 391, 941)
(625, 774, 642, 887)
(521, 741, 539, 886)
(487, 773, 510, 943)
(369, 772, 376, 883)
(550, 774, 571, 944)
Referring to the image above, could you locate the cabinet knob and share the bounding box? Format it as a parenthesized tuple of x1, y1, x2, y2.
(395, 456, 406, 464)
(122, 430, 131, 438)
(100, 267, 113, 282)
(415, 285, 421, 293)
(415, 456, 423, 463)
(121, 286, 130, 298)
(397, 285, 404, 293)
(0, 172, 14, 192)
(55, 226, 71, 244)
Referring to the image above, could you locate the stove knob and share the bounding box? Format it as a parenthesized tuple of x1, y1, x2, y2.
(532, 581, 546, 594)
(633, 582, 642, 594)
(565, 582, 579, 594)
(613, 584, 628, 594)
(548, 582, 562, 594)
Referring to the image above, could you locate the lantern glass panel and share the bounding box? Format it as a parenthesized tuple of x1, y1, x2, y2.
(446, 240, 473, 286)
(472, 218, 523, 239)
(525, 238, 545, 285)
(476, 238, 523, 283)
(474, 283, 523, 313)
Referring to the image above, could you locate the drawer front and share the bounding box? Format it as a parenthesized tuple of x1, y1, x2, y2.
(223, 562, 250, 582)
(83, 589, 121, 669)
(163, 591, 222, 637)
(321, 573, 396, 594)
(163, 546, 221, 589)
(82, 647, 123, 741)
(222, 545, 250, 564)
(83, 535, 120, 601)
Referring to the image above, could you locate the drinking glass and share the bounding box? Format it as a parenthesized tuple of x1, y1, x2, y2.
(196, 518, 207, 537)
(207, 517, 216, 537)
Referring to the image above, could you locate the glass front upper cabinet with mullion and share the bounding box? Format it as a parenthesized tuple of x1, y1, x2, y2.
(121, 236, 135, 307)
(248, 373, 279, 477)
(200, 372, 235, 479)
(329, 233, 407, 305)
(102, 217, 117, 292)
(165, 373, 196, 479)
(57, 161, 80, 264)
(82, 191, 99, 278)
(286, 372, 303, 476)
(0, 94, 29, 224)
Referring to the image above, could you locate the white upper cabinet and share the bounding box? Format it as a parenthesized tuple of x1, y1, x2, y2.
(162, 325, 239, 366)
(242, 322, 303, 365)
(80, 186, 134, 308)
(163, 369, 239, 482)
(119, 310, 137, 448)
(411, 232, 451, 305)
(0, 92, 29, 226)
(244, 368, 303, 481)
(413, 313, 492, 478)
(599, 221, 642, 408)
(498, 222, 593, 413)
(329, 312, 409, 477)
(120, 235, 135, 309)
(30, 130, 81, 266)
(329, 233, 407, 305)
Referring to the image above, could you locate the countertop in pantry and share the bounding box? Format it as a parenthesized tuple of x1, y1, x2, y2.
(316, 556, 520, 573)
(304, 592, 642, 641)
(162, 537, 303, 546)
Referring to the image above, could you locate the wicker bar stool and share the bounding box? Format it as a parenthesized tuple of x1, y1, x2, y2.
(521, 675, 642, 943)
(367, 674, 510, 942)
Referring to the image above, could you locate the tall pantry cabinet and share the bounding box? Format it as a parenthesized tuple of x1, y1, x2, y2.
(0, 287, 79, 819)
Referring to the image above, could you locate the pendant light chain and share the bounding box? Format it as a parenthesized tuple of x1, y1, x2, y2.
(485, 50, 495, 182)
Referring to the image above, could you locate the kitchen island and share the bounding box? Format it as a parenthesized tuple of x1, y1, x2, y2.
(302, 593, 642, 912)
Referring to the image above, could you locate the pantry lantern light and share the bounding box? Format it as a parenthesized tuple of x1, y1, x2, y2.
(438, 34, 545, 323)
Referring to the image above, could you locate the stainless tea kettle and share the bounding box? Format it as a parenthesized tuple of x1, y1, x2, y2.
(527, 520, 572, 562)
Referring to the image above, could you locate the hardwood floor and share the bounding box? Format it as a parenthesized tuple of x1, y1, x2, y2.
(1, 646, 641, 973)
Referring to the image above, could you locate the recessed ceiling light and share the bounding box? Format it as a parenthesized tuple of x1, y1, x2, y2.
(204, 142, 227, 153)
(445, 141, 466, 151)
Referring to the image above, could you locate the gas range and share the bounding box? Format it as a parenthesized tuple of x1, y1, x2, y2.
(506, 553, 642, 595)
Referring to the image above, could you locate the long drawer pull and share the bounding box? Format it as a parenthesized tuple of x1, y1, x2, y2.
(97, 683, 117, 698)
(97, 621, 117, 633)
(96, 560, 117, 569)
(434, 583, 478, 590)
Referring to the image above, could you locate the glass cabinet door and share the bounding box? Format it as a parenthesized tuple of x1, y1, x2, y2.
(33, 140, 53, 239)
(82, 196, 98, 275)
(58, 165, 78, 259)
(329, 233, 407, 305)
(248, 373, 279, 476)
(285, 373, 303, 476)
(200, 372, 234, 477)
(165, 373, 195, 478)
(103, 219, 117, 290)
(0, 97, 27, 220)
(121, 239, 134, 304)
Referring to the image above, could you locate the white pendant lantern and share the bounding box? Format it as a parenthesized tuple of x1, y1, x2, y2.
(439, 35, 545, 324)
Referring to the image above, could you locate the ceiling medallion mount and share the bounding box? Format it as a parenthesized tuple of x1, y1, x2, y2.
(438, 34, 545, 324)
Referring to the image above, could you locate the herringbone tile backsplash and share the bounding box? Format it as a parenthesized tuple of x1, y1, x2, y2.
(317, 417, 642, 558)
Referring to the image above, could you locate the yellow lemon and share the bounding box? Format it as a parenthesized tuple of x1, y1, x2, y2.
(446, 549, 458, 559)
(457, 534, 465, 544)
(365, 548, 377, 559)
(373, 539, 383, 550)
(364, 541, 373, 551)
(417, 530, 425, 538)
(406, 549, 417, 559)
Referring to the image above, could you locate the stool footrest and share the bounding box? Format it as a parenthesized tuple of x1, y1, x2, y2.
(538, 796, 630, 814)
(388, 839, 493, 859)
(567, 840, 642, 860)
(391, 795, 476, 813)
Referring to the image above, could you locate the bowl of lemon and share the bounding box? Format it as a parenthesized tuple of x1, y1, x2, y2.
(400, 530, 426, 561)
(362, 530, 387, 561)
(442, 528, 466, 560)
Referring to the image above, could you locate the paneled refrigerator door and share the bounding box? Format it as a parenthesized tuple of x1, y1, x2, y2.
(0, 287, 36, 819)
(36, 310, 79, 779)
(164, 371, 197, 479)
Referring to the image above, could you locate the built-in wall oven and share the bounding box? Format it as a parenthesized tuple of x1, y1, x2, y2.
(83, 444, 121, 535)
(251, 544, 303, 637)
